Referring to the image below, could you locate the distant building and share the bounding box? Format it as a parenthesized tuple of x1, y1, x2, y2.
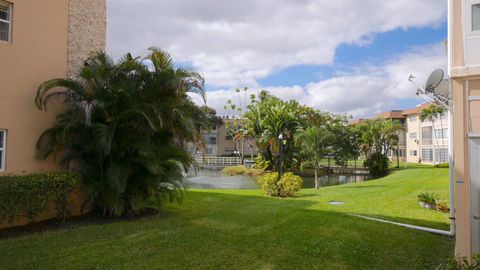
(187, 118, 259, 159)
(366, 103, 449, 165)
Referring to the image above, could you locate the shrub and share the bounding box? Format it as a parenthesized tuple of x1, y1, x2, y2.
(364, 153, 390, 177)
(257, 172, 302, 197)
(418, 192, 449, 212)
(435, 197, 450, 213)
(222, 165, 265, 177)
(0, 172, 80, 224)
(435, 163, 450, 168)
(222, 165, 248, 176)
(437, 254, 480, 269)
(418, 192, 437, 205)
(277, 173, 303, 197)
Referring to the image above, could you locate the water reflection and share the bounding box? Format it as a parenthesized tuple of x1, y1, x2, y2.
(184, 169, 370, 190)
(184, 170, 259, 189)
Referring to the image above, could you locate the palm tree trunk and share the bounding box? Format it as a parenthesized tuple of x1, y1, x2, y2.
(432, 119, 438, 165)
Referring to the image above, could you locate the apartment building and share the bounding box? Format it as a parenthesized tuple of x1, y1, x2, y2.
(403, 104, 449, 164)
(0, 0, 106, 174)
(373, 103, 449, 165)
(187, 118, 259, 158)
(449, 0, 480, 258)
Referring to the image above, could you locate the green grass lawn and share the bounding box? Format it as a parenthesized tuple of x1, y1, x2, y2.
(0, 164, 453, 269)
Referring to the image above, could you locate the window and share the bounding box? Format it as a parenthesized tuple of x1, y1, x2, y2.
(422, 148, 433, 162)
(409, 116, 417, 122)
(399, 149, 405, 157)
(435, 148, 448, 163)
(0, 1, 12, 42)
(410, 150, 418, 156)
(473, 3, 480, 32)
(0, 130, 5, 171)
(435, 128, 449, 140)
(422, 126, 432, 145)
(409, 133, 417, 139)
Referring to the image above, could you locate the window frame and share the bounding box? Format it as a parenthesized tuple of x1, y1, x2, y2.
(0, 0, 12, 43)
(472, 2, 480, 32)
(0, 130, 6, 172)
(467, 0, 480, 35)
(422, 148, 433, 162)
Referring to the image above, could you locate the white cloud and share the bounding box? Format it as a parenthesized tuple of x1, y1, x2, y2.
(107, 0, 446, 87)
(191, 43, 447, 118)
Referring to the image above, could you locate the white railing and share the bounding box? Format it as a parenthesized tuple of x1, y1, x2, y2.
(195, 156, 241, 166)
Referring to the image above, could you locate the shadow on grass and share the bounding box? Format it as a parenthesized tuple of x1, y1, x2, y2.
(0, 191, 454, 270)
(0, 191, 455, 270)
(337, 185, 386, 189)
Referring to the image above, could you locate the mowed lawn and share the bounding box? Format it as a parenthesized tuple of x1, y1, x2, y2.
(0, 164, 453, 269)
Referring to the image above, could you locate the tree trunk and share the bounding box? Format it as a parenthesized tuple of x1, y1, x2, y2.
(432, 120, 437, 165)
(314, 168, 319, 189)
(396, 147, 400, 168)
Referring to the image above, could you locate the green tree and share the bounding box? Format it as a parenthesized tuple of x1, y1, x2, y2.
(296, 126, 333, 188)
(419, 104, 446, 165)
(244, 92, 300, 172)
(35, 49, 208, 217)
(356, 119, 401, 177)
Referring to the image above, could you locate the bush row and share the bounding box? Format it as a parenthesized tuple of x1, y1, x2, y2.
(0, 172, 80, 224)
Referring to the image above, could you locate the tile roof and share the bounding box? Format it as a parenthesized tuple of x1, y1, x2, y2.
(401, 103, 431, 116)
(374, 110, 405, 119)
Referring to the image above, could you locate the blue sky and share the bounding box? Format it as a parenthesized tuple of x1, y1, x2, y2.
(108, 0, 447, 118)
(256, 23, 447, 112)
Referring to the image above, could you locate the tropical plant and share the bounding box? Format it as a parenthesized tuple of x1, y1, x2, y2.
(296, 126, 334, 189)
(417, 192, 448, 212)
(244, 91, 301, 172)
(418, 192, 437, 206)
(435, 197, 449, 213)
(438, 254, 480, 270)
(419, 104, 446, 165)
(356, 119, 402, 177)
(35, 49, 209, 217)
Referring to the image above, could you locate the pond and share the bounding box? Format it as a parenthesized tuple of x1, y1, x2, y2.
(184, 169, 371, 190)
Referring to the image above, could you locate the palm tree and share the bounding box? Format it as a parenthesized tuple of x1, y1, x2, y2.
(35, 49, 208, 217)
(419, 104, 445, 165)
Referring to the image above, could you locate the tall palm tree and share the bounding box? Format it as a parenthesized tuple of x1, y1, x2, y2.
(419, 104, 445, 165)
(35, 49, 208, 217)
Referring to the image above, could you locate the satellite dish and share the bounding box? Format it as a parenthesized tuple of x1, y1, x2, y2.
(425, 69, 444, 93)
(435, 79, 449, 99)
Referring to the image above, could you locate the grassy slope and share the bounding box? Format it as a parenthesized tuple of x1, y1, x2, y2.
(0, 164, 453, 270)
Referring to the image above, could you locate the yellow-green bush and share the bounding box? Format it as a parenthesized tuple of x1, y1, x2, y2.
(257, 172, 302, 197)
(222, 165, 247, 176)
(278, 173, 303, 197)
(222, 165, 264, 177)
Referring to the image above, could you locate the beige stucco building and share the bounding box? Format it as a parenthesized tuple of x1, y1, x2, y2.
(188, 118, 259, 159)
(0, 0, 106, 175)
(373, 103, 450, 165)
(449, 0, 480, 258)
(403, 104, 450, 165)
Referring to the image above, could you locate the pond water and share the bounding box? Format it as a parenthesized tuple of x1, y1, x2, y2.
(184, 170, 370, 190)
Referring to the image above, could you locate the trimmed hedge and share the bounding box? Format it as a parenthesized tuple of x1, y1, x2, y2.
(434, 163, 449, 168)
(0, 172, 80, 224)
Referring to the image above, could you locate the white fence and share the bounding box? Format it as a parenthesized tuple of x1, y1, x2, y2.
(195, 156, 241, 166)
